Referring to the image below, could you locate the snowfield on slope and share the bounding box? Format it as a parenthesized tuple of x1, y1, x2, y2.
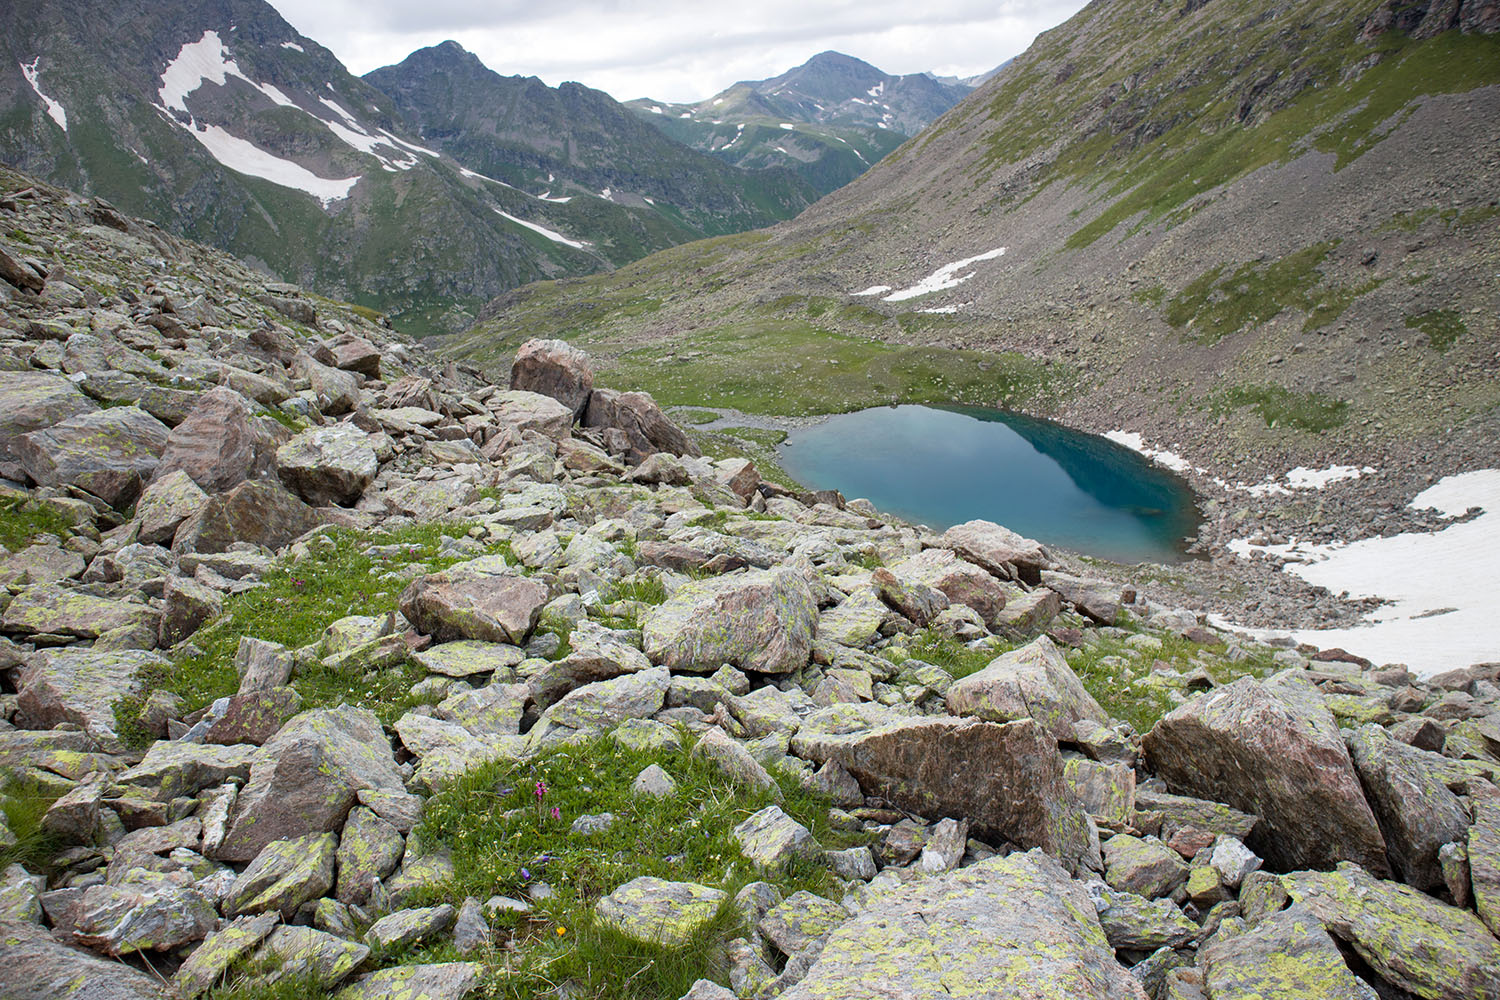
(20, 58, 68, 131)
(850, 247, 1007, 303)
(493, 209, 590, 249)
(1221, 469, 1500, 677)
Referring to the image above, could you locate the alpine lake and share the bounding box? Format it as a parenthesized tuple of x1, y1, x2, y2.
(776, 404, 1202, 565)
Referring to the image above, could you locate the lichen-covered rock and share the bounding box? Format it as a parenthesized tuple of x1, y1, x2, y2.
(583, 387, 699, 463)
(758, 890, 849, 961)
(816, 587, 889, 648)
(1063, 757, 1136, 827)
(1143, 673, 1389, 876)
(1092, 884, 1197, 951)
(733, 806, 818, 869)
(135, 468, 208, 545)
(1201, 904, 1369, 1000)
(1102, 834, 1189, 899)
(400, 555, 550, 645)
(337, 962, 485, 1000)
(1040, 570, 1128, 625)
(117, 741, 256, 802)
(528, 621, 652, 709)
(941, 519, 1055, 582)
(365, 905, 457, 950)
(433, 683, 529, 738)
(834, 716, 1093, 874)
(0, 371, 97, 464)
(159, 574, 222, 646)
(15, 648, 165, 743)
(694, 727, 781, 797)
(885, 548, 1009, 628)
(778, 850, 1147, 999)
(643, 567, 816, 674)
(0, 917, 166, 999)
(511, 339, 595, 419)
(224, 832, 338, 917)
(595, 877, 726, 947)
(255, 925, 370, 989)
(72, 869, 216, 955)
(0, 864, 44, 923)
(945, 635, 1107, 741)
(4, 583, 157, 643)
(1283, 861, 1500, 1000)
(415, 640, 525, 679)
(1344, 722, 1469, 891)
(215, 705, 409, 862)
(276, 423, 379, 507)
(174, 912, 280, 999)
(171, 479, 323, 555)
(394, 712, 527, 788)
(540, 666, 670, 734)
(491, 389, 574, 440)
(18, 406, 169, 507)
(1473, 798, 1500, 937)
(336, 806, 405, 906)
(152, 386, 278, 493)
(1133, 789, 1259, 842)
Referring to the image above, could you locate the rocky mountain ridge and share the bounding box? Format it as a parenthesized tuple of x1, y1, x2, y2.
(626, 51, 975, 197)
(3, 167, 1500, 1000)
(0, 0, 818, 334)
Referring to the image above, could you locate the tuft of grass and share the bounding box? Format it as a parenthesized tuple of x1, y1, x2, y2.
(0, 495, 74, 551)
(417, 736, 862, 998)
(117, 522, 512, 746)
(0, 772, 62, 872)
(1405, 309, 1467, 351)
(1210, 384, 1350, 432)
(671, 408, 722, 425)
(902, 629, 1009, 680)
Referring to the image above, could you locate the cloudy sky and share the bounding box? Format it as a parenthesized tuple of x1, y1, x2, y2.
(264, 0, 1089, 103)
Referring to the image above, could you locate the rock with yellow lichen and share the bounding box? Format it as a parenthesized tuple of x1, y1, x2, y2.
(778, 850, 1148, 999)
(594, 876, 726, 947)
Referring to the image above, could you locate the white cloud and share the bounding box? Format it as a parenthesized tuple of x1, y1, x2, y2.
(265, 0, 1087, 102)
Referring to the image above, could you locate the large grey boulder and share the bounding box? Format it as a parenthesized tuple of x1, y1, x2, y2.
(733, 806, 817, 869)
(171, 479, 323, 554)
(540, 666, 670, 734)
(491, 389, 574, 440)
(18, 406, 169, 507)
(152, 386, 279, 493)
(276, 423, 378, 507)
(399, 555, 550, 645)
(510, 338, 594, 419)
(779, 851, 1146, 999)
(1469, 797, 1500, 938)
(336, 806, 404, 906)
(338, 963, 484, 1000)
(135, 469, 208, 545)
(0, 371, 97, 464)
(1201, 904, 1370, 999)
(174, 913, 280, 999)
(254, 925, 369, 989)
(16, 648, 165, 744)
(117, 741, 256, 802)
(886, 548, 1009, 627)
(0, 918, 165, 999)
(1143, 673, 1389, 876)
(224, 832, 338, 917)
(214, 705, 409, 862)
(941, 519, 1055, 582)
(583, 387, 699, 463)
(73, 869, 216, 955)
(3, 585, 156, 642)
(945, 635, 1106, 741)
(1282, 862, 1500, 1000)
(527, 621, 652, 710)
(833, 716, 1093, 874)
(1344, 723, 1470, 891)
(1039, 570, 1130, 625)
(643, 567, 816, 674)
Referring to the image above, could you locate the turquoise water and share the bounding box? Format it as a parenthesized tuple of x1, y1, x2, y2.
(775, 405, 1201, 564)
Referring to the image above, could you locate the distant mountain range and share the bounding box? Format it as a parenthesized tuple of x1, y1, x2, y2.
(4, 1, 972, 333)
(626, 51, 980, 196)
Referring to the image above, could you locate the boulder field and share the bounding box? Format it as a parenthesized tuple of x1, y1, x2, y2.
(1, 170, 1499, 999)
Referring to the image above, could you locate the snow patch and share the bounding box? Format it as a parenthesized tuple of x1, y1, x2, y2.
(178, 122, 358, 203)
(866, 82, 885, 98)
(883, 247, 1006, 302)
(599, 188, 612, 200)
(1286, 465, 1374, 489)
(851, 285, 893, 297)
(779, 123, 795, 130)
(1103, 431, 1195, 474)
(919, 303, 967, 314)
(679, 112, 691, 118)
(538, 191, 571, 203)
(19, 58, 67, 131)
(648, 106, 663, 114)
(1221, 470, 1500, 676)
(493, 209, 589, 249)
(280, 41, 304, 53)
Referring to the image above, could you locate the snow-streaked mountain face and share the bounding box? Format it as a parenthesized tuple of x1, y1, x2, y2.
(625, 51, 979, 196)
(0, 1, 815, 333)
